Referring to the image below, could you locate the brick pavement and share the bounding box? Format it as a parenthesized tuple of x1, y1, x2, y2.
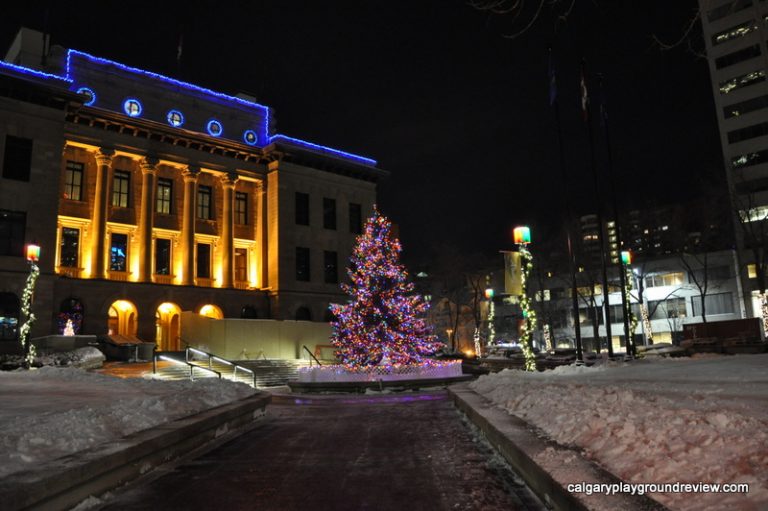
(99, 390, 544, 511)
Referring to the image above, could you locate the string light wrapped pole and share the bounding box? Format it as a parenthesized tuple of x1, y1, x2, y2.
(514, 226, 537, 371)
(621, 250, 639, 358)
(20, 244, 41, 369)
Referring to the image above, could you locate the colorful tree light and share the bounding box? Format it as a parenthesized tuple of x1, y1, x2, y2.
(329, 208, 441, 368)
(20, 245, 41, 368)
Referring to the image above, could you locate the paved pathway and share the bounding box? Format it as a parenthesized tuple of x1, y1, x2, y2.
(100, 390, 543, 511)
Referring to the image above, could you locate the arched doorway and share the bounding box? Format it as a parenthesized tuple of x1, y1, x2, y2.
(155, 302, 181, 351)
(108, 300, 138, 336)
(198, 304, 223, 319)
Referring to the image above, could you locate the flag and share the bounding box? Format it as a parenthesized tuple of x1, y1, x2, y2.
(548, 48, 557, 106)
(580, 61, 589, 122)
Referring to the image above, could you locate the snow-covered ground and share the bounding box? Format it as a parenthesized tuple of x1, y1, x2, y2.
(470, 354, 768, 511)
(0, 365, 255, 479)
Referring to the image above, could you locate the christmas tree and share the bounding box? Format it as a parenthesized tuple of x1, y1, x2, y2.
(330, 208, 441, 368)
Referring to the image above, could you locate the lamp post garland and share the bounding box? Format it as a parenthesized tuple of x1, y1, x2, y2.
(621, 251, 638, 356)
(20, 244, 41, 369)
(514, 227, 537, 371)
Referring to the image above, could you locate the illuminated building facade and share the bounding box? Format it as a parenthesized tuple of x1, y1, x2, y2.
(0, 28, 385, 352)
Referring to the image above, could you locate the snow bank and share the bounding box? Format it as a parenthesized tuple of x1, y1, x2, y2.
(0, 367, 255, 478)
(470, 355, 768, 511)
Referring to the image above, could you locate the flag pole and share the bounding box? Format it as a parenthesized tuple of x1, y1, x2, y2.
(549, 48, 584, 363)
(581, 60, 615, 358)
(598, 74, 634, 359)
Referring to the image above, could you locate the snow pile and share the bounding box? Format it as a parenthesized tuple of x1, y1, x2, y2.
(0, 367, 255, 478)
(0, 346, 105, 370)
(470, 355, 768, 511)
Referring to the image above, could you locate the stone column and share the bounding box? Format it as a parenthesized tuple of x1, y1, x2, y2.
(138, 157, 158, 282)
(181, 166, 200, 286)
(91, 148, 114, 279)
(220, 172, 238, 288)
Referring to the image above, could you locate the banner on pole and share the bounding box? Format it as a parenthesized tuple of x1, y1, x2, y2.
(502, 251, 522, 296)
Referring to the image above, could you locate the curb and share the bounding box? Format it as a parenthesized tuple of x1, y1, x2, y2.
(0, 393, 271, 511)
(287, 374, 473, 393)
(448, 383, 667, 511)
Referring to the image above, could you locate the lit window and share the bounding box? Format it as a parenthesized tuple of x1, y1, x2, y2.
(156, 178, 172, 214)
(243, 130, 258, 145)
(123, 98, 142, 117)
(206, 120, 223, 137)
(110, 233, 128, 272)
(166, 110, 184, 127)
(112, 170, 130, 208)
(76, 87, 96, 106)
(748, 264, 757, 279)
(64, 161, 84, 201)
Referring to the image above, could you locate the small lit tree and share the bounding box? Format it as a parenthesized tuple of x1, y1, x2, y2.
(330, 208, 441, 367)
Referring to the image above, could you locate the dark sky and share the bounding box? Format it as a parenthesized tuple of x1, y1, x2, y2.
(1, 1, 723, 264)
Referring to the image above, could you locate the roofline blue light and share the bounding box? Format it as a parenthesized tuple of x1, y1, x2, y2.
(243, 130, 258, 146)
(76, 87, 96, 106)
(123, 98, 142, 117)
(206, 119, 223, 137)
(269, 135, 377, 166)
(0, 60, 73, 83)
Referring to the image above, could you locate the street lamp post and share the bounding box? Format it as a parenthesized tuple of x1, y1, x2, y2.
(621, 250, 638, 358)
(514, 226, 537, 371)
(20, 243, 41, 369)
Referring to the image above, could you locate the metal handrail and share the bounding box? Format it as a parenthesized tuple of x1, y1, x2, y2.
(155, 354, 221, 380)
(303, 345, 322, 366)
(186, 347, 256, 387)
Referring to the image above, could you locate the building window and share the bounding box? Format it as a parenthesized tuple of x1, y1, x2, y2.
(719, 70, 765, 95)
(0, 292, 20, 341)
(197, 185, 212, 220)
(2, 135, 33, 182)
(295, 307, 312, 321)
(724, 94, 768, 118)
(196, 243, 211, 279)
(748, 263, 758, 278)
(323, 198, 337, 230)
(235, 248, 248, 282)
(324, 250, 338, 284)
(110, 233, 128, 272)
(235, 192, 248, 224)
(64, 161, 83, 201)
(296, 247, 310, 281)
(154, 238, 171, 275)
(166, 110, 184, 127)
(692, 292, 735, 316)
(728, 121, 768, 144)
(707, 0, 753, 23)
(715, 44, 761, 70)
(156, 178, 173, 214)
(123, 98, 142, 117)
(349, 203, 362, 234)
(206, 119, 223, 137)
(59, 227, 80, 268)
(645, 272, 684, 288)
(112, 170, 130, 208)
(0, 210, 26, 257)
(712, 19, 757, 46)
(732, 148, 768, 169)
(295, 192, 309, 225)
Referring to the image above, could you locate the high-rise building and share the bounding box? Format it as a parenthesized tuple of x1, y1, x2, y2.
(699, 0, 768, 316)
(0, 28, 386, 351)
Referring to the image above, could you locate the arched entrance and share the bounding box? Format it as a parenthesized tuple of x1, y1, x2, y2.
(198, 304, 223, 319)
(108, 300, 138, 336)
(155, 302, 181, 351)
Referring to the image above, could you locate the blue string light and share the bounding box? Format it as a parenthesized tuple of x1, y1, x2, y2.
(76, 87, 96, 106)
(270, 134, 377, 166)
(0, 60, 73, 83)
(0, 50, 377, 166)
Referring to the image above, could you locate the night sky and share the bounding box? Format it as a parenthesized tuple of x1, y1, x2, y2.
(1, 1, 723, 264)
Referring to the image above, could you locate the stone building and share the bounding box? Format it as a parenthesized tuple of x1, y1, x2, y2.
(0, 28, 385, 352)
